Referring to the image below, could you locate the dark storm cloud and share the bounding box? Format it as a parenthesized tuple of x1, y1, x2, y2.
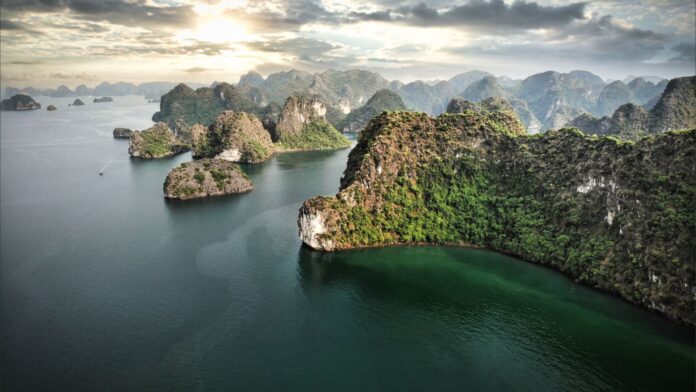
(670, 42, 695, 63)
(0, 0, 196, 28)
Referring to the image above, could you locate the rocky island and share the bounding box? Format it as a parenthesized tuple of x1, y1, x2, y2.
(113, 127, 133, 138)
(1, 94, 41, 111)
(128, 122, 189, 158)
(163, 158, 253, 200)
(71, 99, 85, 106)
(93, 96, 114, 103)
(298, 109, 695, 325)
(47, 105, 57, 111)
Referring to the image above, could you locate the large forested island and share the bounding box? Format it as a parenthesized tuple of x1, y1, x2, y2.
(298, 109, 695, 325)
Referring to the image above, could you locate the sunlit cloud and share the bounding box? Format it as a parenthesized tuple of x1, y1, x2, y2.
(0, 0, 693, 87)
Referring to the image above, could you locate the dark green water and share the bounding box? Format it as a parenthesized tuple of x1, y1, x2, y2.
(1, 97, 694, 391)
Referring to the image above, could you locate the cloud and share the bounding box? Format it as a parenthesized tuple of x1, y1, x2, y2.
(0, 0, 196, 29)
(393, 0, 587, 30)
(447, 14, 669, 63)
(83, 40, 237, 57)
(182, 66, 218, 73)
(246, 37, 339, 57)
(554, 14, 668, 61)
(4, 60, 43, 65)
(49, 71, 99, 81)
(0, 0, 692, 84)
(0, 19, 25, 30)
(670, 42, 695, 63)
(228, 0, 589, 33)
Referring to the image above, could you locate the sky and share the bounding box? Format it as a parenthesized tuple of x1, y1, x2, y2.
(0, 0, 694, 88)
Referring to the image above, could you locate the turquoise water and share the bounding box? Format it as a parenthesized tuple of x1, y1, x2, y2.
(1, 97, 693, 391)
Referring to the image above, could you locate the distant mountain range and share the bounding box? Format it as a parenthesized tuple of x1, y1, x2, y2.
(5, 69, 679, 133)
(2, 81, 208, 100)
(567, 76, 696, 140)
(231, 69, 671, 132)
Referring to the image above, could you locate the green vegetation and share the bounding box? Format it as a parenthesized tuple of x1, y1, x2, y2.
(241, 138, 270, 162)
(209, 168, 229, 190)
(129, 123, 190, 159)
(301, 110, 696, 324)
(276, 120, 351, 150)
(139, 129, 184, 157)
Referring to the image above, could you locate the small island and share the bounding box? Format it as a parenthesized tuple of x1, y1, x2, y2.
(128, 122, 189, 158)
(71, 99, 85, 106)
(1, 94, 41, 111)
(163, 158, 253, 200)
(47, 105, 57, 111)
(113, 127, 133, 138)
(93, 96, 114, 103)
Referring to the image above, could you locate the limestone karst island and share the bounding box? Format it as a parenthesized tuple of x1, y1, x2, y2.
(1, 1, 694, 391)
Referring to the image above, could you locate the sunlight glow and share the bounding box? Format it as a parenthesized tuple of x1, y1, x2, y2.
(178, 18, 252, 44)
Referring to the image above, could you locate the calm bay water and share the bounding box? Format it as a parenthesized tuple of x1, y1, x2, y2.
(1, 96, 694, 391)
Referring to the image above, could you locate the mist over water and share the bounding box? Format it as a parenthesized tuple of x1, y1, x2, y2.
(1, 97, 693, 391)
